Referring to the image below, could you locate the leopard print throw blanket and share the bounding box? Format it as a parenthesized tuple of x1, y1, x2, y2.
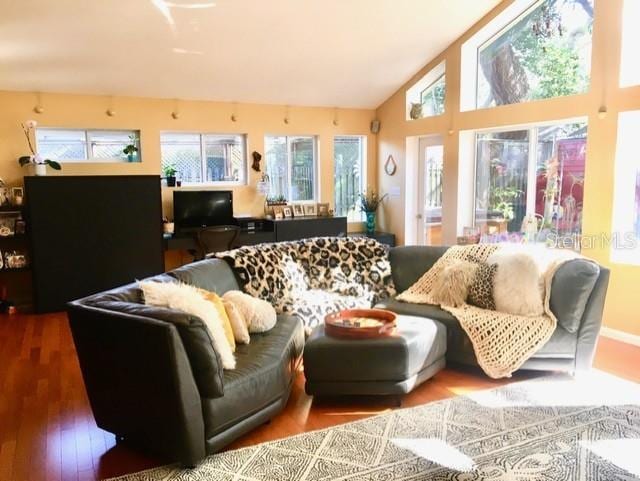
(398, 244, 579, 379)
(217, 237, 396, 330)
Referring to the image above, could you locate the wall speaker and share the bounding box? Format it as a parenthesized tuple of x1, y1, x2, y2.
(370, 120, 380, 134)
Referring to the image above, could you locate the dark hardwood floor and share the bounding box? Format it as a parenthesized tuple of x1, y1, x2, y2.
(1, 312, 638, 481)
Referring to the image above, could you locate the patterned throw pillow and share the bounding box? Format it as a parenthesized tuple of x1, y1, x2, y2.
(467, 262, 497, 310)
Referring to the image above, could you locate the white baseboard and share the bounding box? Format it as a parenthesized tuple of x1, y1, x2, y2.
(600, 327, 640, 347)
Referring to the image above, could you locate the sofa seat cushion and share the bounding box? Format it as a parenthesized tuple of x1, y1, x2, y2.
(283, 289, 372, 331)
(304, 315, 446, 383)
(376, 297, 577, 362)
(375, 298, 459, 330)
(201, 315, 304, 439)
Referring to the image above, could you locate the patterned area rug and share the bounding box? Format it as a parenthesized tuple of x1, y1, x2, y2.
(108, 373, 640, 480)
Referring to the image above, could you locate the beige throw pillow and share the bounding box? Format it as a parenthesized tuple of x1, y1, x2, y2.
(223, 299, 250, 344)
(222, 290, 277, 333)
(139, 281, 236, 369)
(431, 260, 478, 307)
(487, 251, 544, 316)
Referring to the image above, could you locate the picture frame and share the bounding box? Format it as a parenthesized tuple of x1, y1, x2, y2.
(0, 188, 10, 207)
(273, 206, 284, 220)
(303, 204, 317, 216)
(282, 206, 293, 218)
(11, 187, 24, 206)
(292, 204, 305, 217)
(317, 203, 330, 217)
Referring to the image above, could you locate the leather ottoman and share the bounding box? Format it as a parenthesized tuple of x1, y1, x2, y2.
(303, 315, 447, 396)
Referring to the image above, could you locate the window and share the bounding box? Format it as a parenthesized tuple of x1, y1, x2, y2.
(611, 111, 640, 265)
(420, 75, 446, 117)
(406, 61, 446, 120)
(474, 0, 593, 109)
(334, 136, 366, 221)
(474, 120, 587, 246)
(36, 129, 140, 162)
(265, 136, 317, 201)
(620, 0, 640, 87)
(160, 133, 246, 184)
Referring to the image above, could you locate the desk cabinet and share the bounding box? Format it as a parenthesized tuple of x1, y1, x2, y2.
(273, 217, 347, 242)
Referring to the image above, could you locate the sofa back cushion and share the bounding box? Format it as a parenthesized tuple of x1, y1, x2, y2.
(389, 246, 449, 293)
(304, 237, 396, 301)
(218, 237, 396, 315)
(218, 241, 311, 310)
(170, 258, 240, 295)
(549, 259, 600, 333)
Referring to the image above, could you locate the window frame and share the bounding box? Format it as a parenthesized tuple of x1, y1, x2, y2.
(460, 0, 593, 111)
(419, 73, 446, 117)
(405, 61, 446, 120)
(471, 117, 588, 233)
(35, 127, 141, 163)
(264, 134, 319, 202)
(333, 135, 367, 221)
(160, 131, 248, 187)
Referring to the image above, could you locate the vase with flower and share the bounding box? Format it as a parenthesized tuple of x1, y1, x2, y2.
(359, 189, 388, 236)
(17, 120, 62, 176)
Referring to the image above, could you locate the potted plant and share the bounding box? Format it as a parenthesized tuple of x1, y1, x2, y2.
(359, 189, 388, 235)
(163, 164, 177, 187)
(17, 120, 61, 176)
(122, 134, 139, 162)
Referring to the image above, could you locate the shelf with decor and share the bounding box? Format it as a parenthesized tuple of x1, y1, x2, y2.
(0, 204, 32, 312)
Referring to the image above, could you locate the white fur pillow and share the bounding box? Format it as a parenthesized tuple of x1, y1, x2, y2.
(223, 299, 250, 344)
(487, 251, 544, 316)
(431, 260, 478, 307)
(222, 290, 277, 333)
(139, 281, 236, 369)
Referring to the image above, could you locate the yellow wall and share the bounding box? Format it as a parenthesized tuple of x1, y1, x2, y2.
(0, 90, 377, 224)
(376, 0, 640, 336)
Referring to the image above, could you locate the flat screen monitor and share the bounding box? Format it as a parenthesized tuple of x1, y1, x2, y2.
(174, 190, 235, 233)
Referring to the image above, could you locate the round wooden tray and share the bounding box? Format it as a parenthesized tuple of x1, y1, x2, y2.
(324, 309, 397, 339)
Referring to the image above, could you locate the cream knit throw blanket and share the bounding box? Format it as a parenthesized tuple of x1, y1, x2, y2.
(397, 244, 579, 379)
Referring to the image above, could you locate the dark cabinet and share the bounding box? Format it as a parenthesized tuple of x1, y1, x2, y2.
(273, 217, 347, 242)
(25, 176, 164, 312)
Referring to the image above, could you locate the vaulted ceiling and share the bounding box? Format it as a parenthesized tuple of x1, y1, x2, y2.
(0, 0, 500, 108)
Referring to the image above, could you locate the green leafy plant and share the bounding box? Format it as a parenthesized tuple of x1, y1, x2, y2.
(18, 120, 61, 170)
(266, 195, 287, 205)
(122, 134, 139, 157)
(359, 189, 388, 213)
(163, 164, 177, 177)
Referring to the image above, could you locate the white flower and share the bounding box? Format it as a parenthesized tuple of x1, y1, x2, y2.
(33, 154, 43, 164)
(25, 120, 37, 129)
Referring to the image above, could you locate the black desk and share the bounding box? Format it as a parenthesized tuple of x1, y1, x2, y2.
(164, 216, 348, 251)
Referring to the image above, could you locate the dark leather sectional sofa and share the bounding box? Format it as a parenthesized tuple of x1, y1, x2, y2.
(67, 259, 305, 467)
(67, 244, 609, 466)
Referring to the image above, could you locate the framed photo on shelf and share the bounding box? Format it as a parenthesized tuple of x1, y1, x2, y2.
(282, 206, 293, 218)
(0, 188, 10, 207)
(303, 204, 317, 216)
(273, 206, 284, 220)
(317, 203, 330, 217)
(292, 204, 305, 217)
(11, 187, 24, 206)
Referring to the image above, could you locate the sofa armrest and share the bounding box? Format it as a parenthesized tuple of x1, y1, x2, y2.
(88, 300, 225, 399)
(574, 267, 610, 371)
(389, 246, 449, 293)
(67, 302, 206, 466)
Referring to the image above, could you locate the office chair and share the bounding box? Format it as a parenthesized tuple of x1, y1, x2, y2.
(196, 225, 240, 259)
